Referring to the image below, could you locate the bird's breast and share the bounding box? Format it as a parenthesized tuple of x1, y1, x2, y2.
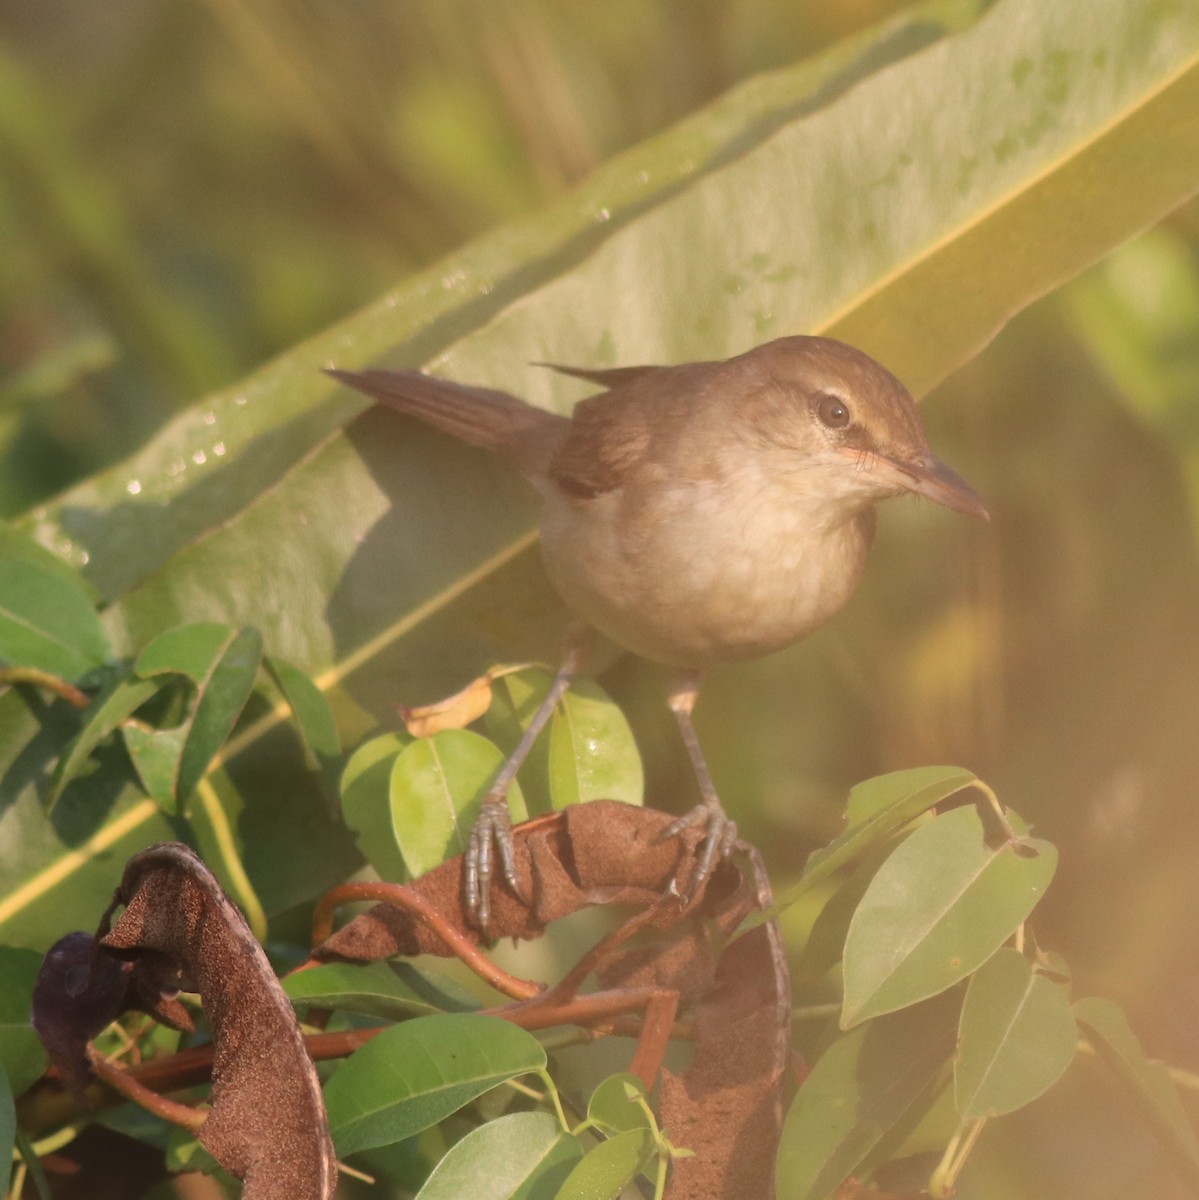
(537, 473, 874, 669)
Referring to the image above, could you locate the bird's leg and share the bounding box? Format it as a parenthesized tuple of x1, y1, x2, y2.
(660, 671, 741, 898)
(466, 629, 589, 935)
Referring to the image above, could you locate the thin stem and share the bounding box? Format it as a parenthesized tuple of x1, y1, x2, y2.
(90, 1050, 207, 1131)
(535, 1068, 570, 1132)
(971, 779, 1017, 840)
(792, 1003, 840, 1022)
(930, 1117, 986, 1197)
(14, 1127, 54, 1200)
(0, 666, 89, 708)
(195, 775, 267, 942)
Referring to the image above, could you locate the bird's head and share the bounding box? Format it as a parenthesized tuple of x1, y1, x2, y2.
(733, 336, 989, 522)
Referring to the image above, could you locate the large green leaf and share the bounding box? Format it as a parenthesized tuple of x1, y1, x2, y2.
(840, 806, 1057, 1027)
(133, 622, 264, 807)
(388, 729, 528, 879)
(339, 732, 412, 882)
(553, 1127, 656, 1200)
(954, 947, 1077, 1119)
(0, 558, 109, 679)
(324, 1014, 547, 1157)
(283, 960, 478, 1022)
(776, 992, 960, 1200)
(5, 0, 1199, 943)
(413, 1112, 580, 1200)
(487, 668, 643, 813)
(768, 766, 977, 919)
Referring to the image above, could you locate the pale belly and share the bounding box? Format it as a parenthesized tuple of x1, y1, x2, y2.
(538, 485, 872, 669)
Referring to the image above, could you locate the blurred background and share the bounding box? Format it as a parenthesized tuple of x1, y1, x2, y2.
(2, 2, 1199, 1196)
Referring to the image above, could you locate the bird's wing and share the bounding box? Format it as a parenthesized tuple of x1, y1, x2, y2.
(325, 367, 569, 477)
(547, 384, 655, 499)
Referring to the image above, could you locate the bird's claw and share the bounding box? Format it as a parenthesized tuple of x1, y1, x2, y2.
(658, 800, 739, 903)
(464, 796, 529, 938)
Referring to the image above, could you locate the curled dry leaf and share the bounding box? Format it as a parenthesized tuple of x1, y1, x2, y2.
(399, 671, 496, 736)
(313, 801, 790, 1199)
(97, 843, 336, 1200)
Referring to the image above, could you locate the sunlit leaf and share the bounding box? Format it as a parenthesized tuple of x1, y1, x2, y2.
(841, 806, 1056, 1027)
(265, 656, 341, 796)
(324, 1014, 547, 1156)
(954, 947, 1077, 1119)
(122, 724, 186, 806)
(340, 732, 411, 881)
(776, 992, 960, 1200)
(388, 729, 527, 878)
(0, 559, 109, 679)
(768, 767, 977, 920)
(413, 1112, 580, 1200)
(586, 1073, 652, 1136)
(283, 960, 478, 1021)
(489, 668, 642, 813)
(553, 1127, 656, 1200)
(134, 623, 264, 807)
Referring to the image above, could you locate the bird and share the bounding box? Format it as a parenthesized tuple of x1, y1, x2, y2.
(326, 335, 988, 932)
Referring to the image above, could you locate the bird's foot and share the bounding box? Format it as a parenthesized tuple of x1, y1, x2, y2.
(464, 794, 531, 939)
(658, 797, 740, 903)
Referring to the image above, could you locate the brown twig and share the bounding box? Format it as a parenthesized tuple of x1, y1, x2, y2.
(308, 881, 542, 1001)
(0, 667, 90, 708)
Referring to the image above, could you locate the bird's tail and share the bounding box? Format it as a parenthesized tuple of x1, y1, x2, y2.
(325, 367, 568, 473)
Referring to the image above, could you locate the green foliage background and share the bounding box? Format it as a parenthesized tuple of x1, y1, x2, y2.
(3, 1, 1199, 1196)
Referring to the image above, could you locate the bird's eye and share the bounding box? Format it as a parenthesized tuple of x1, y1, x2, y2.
(815, 392, 851, 430)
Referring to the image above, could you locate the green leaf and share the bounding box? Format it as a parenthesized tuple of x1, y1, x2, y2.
(414, 1112, 581, 1200)
(340, 732, 412, 881)
(489, 668, 643, 814)
(586, 1073, 652, 1136)
(553, 1127, 656, 1200)
(1075, 996, 1199, 1192)
(954, 947, 1077, 1119)
(283, 960, 478, 1021)
(389, 730, 527, 879)
(134, 623, 264, 806)
(0, 946, 49, 1098)
(776, 993, 960, 1200)
(265, 655, 342, 793)
(769, 767, 977, 919)
(795, 839, 902, 981)
(135, 621, 234, 679)
(841, 806, 1057, 1027)
(122, 723, 187, 806)
(0, 558, 109, 679)
(546, 678, 643, 811)
(324, 1014, 547, 1156)
(45, 675, 163, 811)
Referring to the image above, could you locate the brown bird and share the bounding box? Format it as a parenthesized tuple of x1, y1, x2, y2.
(327, 336, 988, 931)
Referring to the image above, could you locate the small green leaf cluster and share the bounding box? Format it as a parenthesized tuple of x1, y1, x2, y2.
(773, 768, 1199, 1199)
(0, 547, 341, 937)
(342, 666, 643, 880)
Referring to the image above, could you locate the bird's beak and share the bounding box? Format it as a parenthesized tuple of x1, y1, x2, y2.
(868, 450, 990, 521)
